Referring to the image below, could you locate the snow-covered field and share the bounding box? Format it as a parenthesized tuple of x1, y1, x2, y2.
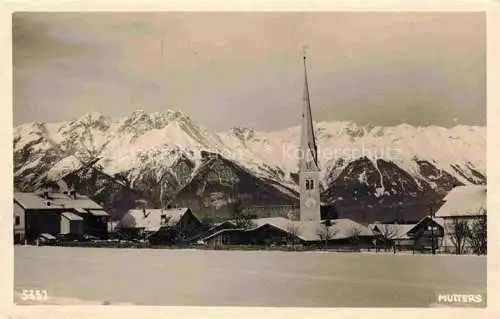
(14, 246, 486, 307)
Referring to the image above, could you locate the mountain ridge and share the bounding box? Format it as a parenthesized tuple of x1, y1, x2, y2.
(13, 110, 486, 222)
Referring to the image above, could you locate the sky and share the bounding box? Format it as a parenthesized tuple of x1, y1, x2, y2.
(13, 12, 486, 132)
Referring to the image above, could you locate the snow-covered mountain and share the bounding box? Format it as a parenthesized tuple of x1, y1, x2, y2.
(13, 110, 486, 222)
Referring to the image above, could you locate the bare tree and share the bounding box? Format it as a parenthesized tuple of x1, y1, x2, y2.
(285, 223, 301, 246)
(233, 198, 244, 220)
(232, 198, 256, 230)
(448, 218, 471, 255)
(235, 215, 256, 230)
(348, 225, 363, 249)
(467, 214, 486, 255)
(374, 224, 399, 251)
(316, 222, 338, 248)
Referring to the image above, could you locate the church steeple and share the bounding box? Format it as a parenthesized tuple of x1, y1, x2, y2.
(299, 51, 321, 221)
(300, 54, 319, 172)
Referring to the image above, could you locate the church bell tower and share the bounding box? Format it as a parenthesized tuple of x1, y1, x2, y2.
(299, 54, 321, 222)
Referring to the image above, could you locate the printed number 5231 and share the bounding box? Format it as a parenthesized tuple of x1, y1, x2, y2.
(21, 289, 48, 301)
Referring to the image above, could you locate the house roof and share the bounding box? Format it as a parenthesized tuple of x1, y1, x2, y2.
(435, 185, 486, 218)
(407, 216, 445, 234)
(213, 220, 237, 228)
(202, 228, 247, 241)
(14, 192, 103, 211)
(291, 219, 374, 241)
(39, 233, 57, 240)
(206, 220, 237, 233)
(120, 207, 192, 232)
(368, 223, 416, 240)
(61, 212, 84, 221)
(203, 217, 374, 242)
(87, 209, 109, 217)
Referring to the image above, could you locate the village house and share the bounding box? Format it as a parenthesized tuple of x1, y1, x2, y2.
(434, 185, 487, 254)
(14, 191, 109, 243)
(369, 216, 445, 252)
(369, 223, 416, 251)
(119, 207, 202, 244)
(406, 216, 444, 252)
(202, 217, 374, 249)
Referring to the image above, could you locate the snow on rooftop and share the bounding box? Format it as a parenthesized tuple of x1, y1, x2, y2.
(61, 212, 84, 221)
(435, 185, 486, 218)
(121, 208, 190, 232)
(14, 192, 103, 210)
(206, 217, 373, 242)
(368, 223, 416, 240)
(407, 216, 445, 233)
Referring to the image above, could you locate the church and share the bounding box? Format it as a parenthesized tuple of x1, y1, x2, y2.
(299, 54, 322, 222)
(171, 53, 338, 224)
(199, 55, 377, 249)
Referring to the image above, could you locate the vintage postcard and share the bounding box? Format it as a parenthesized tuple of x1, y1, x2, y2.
(2, 1, 499, 318)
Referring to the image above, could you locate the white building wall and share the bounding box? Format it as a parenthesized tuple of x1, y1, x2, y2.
(60, 216, 70, 234)
(13, 202, 26, 238)
(299, 170, 321, 221)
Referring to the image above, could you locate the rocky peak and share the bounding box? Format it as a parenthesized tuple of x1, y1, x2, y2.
(230, 126, 255, 141)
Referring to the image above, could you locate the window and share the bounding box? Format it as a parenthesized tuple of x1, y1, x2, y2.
(305, 179, 314, 190)
(15, 216, 20, 226)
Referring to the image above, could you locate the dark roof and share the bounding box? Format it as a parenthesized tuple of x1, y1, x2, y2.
(407, 216, 444, 234)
